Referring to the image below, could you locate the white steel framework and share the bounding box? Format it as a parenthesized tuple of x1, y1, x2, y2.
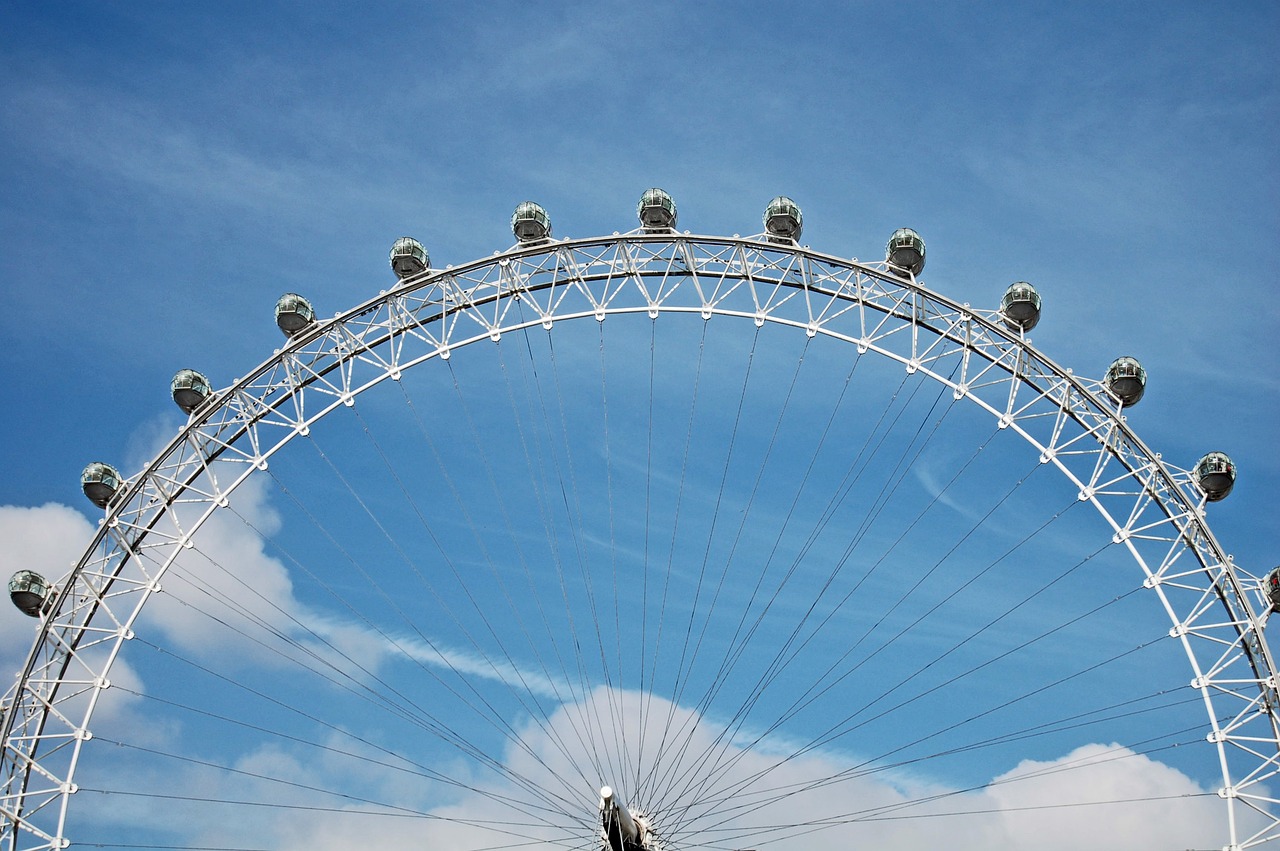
(1, 231, 1277, 850)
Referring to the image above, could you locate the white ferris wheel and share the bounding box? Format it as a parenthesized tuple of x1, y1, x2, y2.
(2, 190, 1277, 850)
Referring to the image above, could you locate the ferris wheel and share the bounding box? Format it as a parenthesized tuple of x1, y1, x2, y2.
(2, 190, 1277, 850)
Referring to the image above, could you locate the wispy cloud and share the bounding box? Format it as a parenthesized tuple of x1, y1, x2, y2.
(365, 627, 573, 701)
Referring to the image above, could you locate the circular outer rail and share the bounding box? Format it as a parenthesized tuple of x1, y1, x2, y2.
(1, 232, 1277, 849)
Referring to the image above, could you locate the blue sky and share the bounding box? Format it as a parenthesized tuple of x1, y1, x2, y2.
(1, 2, 1277, 849)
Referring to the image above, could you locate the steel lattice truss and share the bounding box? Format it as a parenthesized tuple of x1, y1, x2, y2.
(2, 233, 1276, 850)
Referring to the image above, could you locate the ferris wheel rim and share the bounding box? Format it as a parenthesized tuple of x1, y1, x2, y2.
(2, 230, 1275, 850)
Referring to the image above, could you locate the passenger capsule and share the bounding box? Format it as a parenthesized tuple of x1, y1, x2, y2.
(275, 293, 315, 338)
(8, 570, 49, 617)
(1103, 356, 1146, 407)
(171, 369, 212, 414)
(637, 188, 677, 231)
(764, 196, 803, 242)
(1265, 567, 1280, 612)
(81, 462, 122, 508)
(511, 202, 551, 243)
(1000, 281, 1042, 332)
(1193, 451, 1235, 502)
(886, 228, 926, 276)
(389, 237, 429, 280)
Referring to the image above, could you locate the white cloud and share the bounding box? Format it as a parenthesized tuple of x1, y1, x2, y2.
(983, 743, 1228, 850)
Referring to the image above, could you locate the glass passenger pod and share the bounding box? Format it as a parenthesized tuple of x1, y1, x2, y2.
(1193, 451, 1235, 502)
(9, 570, 50, 617)
(1000, 281, 1042, 332)
(275, 292, 316, 338)
(171, 368, 212, 414)
(511, 202, 552, 244)
(389, 237, 429, 280)
(1266, 567, 1280, 612)
(1103, 356, 1146, 407)
(764, 196, 803, 243)
(81, 461, 122, 508)
(886, 227, 926, 276)
(637, 188, 677, 232)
